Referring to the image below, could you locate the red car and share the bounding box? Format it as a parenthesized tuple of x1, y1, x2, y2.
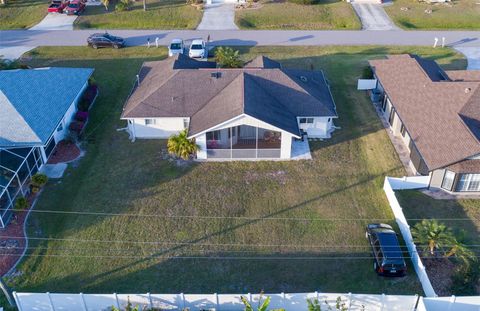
(64, 0, 85, 15)
(47, 0, 68, 13)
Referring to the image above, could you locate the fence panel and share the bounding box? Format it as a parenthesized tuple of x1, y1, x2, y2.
(383, 177, 436, 297)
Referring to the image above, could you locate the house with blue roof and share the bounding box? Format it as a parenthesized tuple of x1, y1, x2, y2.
(0, 67, 94, 227)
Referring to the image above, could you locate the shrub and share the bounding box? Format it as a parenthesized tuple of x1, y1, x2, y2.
(15, 197, 29, 210)
(78, 99, 92, 112)
(69, 121, 85, 134)
(214, 47, 243, 68)
(83, 85, 98, 103)
(31, 173, 48, 187)
(361, 66, 374, 79)
(116, 0, 132, 11)
(75, 111, 89, 122)
(287, 0, 318, 4)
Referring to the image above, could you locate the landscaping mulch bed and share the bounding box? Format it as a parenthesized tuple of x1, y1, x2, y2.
(47, 141, 82, 164)
(424, 258, 456, 296)
(0, 211, 28, 277)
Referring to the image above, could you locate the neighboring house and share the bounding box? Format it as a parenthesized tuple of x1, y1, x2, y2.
(368, 54, 480, 194)
(0, 67, 94, 227)
(121, 55, 337, 160)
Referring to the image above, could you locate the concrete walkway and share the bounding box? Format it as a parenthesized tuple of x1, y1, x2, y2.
(351, 3, 398, 31)
(29, 13, 78, 31)
(197, 3, 238, 30)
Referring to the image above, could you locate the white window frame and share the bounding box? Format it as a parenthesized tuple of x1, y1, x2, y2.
(455, 173, 480, 192)
(299, 118, 314, 124)
(441, 170, 455, 191)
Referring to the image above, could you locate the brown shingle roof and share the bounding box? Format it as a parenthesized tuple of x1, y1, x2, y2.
(446, 159, 480, 173)
(445, 70, 480, 82)
(370, 54, 480, 170)
(122, 55, 337, 137)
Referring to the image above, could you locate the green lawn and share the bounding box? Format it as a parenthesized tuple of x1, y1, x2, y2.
(235, 0, 360, 30)
(4, 46, 465, 296)
(385, 0, 480, 30)
(0, 0, 47, 29)
(74, 0, 202, 29)
(396, 190, 480, 295)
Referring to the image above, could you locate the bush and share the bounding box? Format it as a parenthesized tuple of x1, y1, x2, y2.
(116, 0, 131, 11)
(69, 121, 85, 134)
(15, 197, 29, 210)
(361, 66, 374, 79)
(214, 47, 243, 68)
(287, 0, 318, 4)
(75, 111, 89, 122)
(31, 173, 48, 187)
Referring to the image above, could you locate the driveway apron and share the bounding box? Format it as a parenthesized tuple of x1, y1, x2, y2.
(351, 2, 398, 31)
(197, 3, 238, 30)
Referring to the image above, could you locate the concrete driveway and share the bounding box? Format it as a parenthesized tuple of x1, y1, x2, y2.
(30, 13, 78, 31)
(197, 3, 238, 30)
(351, 3, 398, 31)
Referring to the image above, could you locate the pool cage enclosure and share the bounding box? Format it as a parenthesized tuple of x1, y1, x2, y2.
(0, 147, 44, 228)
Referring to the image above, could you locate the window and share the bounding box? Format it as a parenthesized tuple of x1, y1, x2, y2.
(206, 130, 220, 141)
(388, 108, 396, 126)
(455, 174, 480, 192)
(400, 123, 406, 137)
(183, 118, 189, 129)
(382, 96, 388, 112)
(441, 170, 455, 191)
(299, 118, 314, 124)
(145, 119, 156, 126)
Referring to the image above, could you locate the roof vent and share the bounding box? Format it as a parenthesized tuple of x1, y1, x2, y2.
(465, 87, 472, 93)
(211, 72, 222, 79)
(300, 76, 308, 83)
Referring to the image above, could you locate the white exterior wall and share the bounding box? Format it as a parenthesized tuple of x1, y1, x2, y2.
(192, 114, 297, 160)
(298, 117, 334, 138)
(196, 133, 207, 159)
(52, 81, 87, 144)
(128, 117, 188, 139)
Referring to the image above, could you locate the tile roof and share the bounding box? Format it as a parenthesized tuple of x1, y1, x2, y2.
(0, 67, 94, 148)
(122, 55, 337, 137)
(370, 54, 480, 170)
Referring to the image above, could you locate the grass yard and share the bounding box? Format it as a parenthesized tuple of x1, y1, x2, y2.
(385, 0, 480, 30)
(235, 0, 360, 30)
(74, 0, 202, 29)
(0, 0, 47, 29)
(4, 46, 465, 296)
(396, 190, 480, 295)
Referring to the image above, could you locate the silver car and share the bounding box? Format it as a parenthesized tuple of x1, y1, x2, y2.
(168, 39, 184, 57)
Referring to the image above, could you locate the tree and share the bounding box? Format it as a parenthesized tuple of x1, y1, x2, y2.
(101, 0, 109, 10)
(214, 47, 243, 68)
(412, 219, 476, 266)
(167, 129, 199, 160)
(240, 294, 271, 311)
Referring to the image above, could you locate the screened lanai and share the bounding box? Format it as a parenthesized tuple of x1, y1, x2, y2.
(0, 147, 43, 227)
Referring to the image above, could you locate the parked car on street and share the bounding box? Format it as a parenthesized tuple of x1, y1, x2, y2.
(366, 223, 407, 277)
(47, 0, 68, 13)
(64, 0, 85, 15)
(168, 39, 184, 57)
(188, 39, 206, 58)
(87, 33, 125, 49)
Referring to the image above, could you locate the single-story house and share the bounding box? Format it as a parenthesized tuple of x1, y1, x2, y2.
(368, 54, 480, 194)
(0, 67, 94, 227)
(121, 54, 337, 160)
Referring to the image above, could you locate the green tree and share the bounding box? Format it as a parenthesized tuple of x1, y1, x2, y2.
(167, 129, 199, 160)
(15, 197, 29, 210)
(240, 294, 271, 311)
(214, 47, 243, 68)
(412, 219, 476, 266)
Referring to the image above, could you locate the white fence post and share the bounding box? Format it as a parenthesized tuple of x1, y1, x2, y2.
(215, 293, 219, 311)
(411, 295, 419, 311)
(47, 292, 55, 311)
(447, 295, 456, 311)
(380, 293, 385, 311)
(347, 293, 352, 311)
(114, 293, 120, 309)
(148, 292, 153, 309)
(80, 293, 88, 311)
(282, 292, 286, 310)
(181, 292, 185, 310)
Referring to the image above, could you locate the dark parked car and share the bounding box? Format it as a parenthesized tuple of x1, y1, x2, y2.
(64, 0, 85, 15)
(87, 33, 125, 49)
(366, 223, 407, 276)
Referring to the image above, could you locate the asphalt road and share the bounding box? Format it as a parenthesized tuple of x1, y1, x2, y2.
(1, 29, 480, 48)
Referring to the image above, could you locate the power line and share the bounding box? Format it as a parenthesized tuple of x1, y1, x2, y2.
(3, 208, 478, 221)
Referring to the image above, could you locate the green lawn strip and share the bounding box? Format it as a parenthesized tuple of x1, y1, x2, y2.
(0, 0, 48, 29)
(235, 0, 360, 30)
(6, 46, 463, 295)
(385, 0, 480, 30)
(74, 0, 202, 29)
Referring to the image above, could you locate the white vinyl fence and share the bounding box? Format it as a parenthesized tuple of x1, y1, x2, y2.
(383, 177, 436, 297)
(417, 296, 480, 311)
(12, 292, 420, 311)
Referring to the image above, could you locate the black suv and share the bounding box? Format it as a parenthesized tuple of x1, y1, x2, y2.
(87, 33, 125, 49)
(366, 223, 407, 276)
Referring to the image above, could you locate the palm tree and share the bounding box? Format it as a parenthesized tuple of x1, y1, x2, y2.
(167, 129, 199, 160)
(101, 0, 109, 10)
(214, 47, 243, 68)
(241, 294, 271, 311)
(411, 219, 476, 266)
